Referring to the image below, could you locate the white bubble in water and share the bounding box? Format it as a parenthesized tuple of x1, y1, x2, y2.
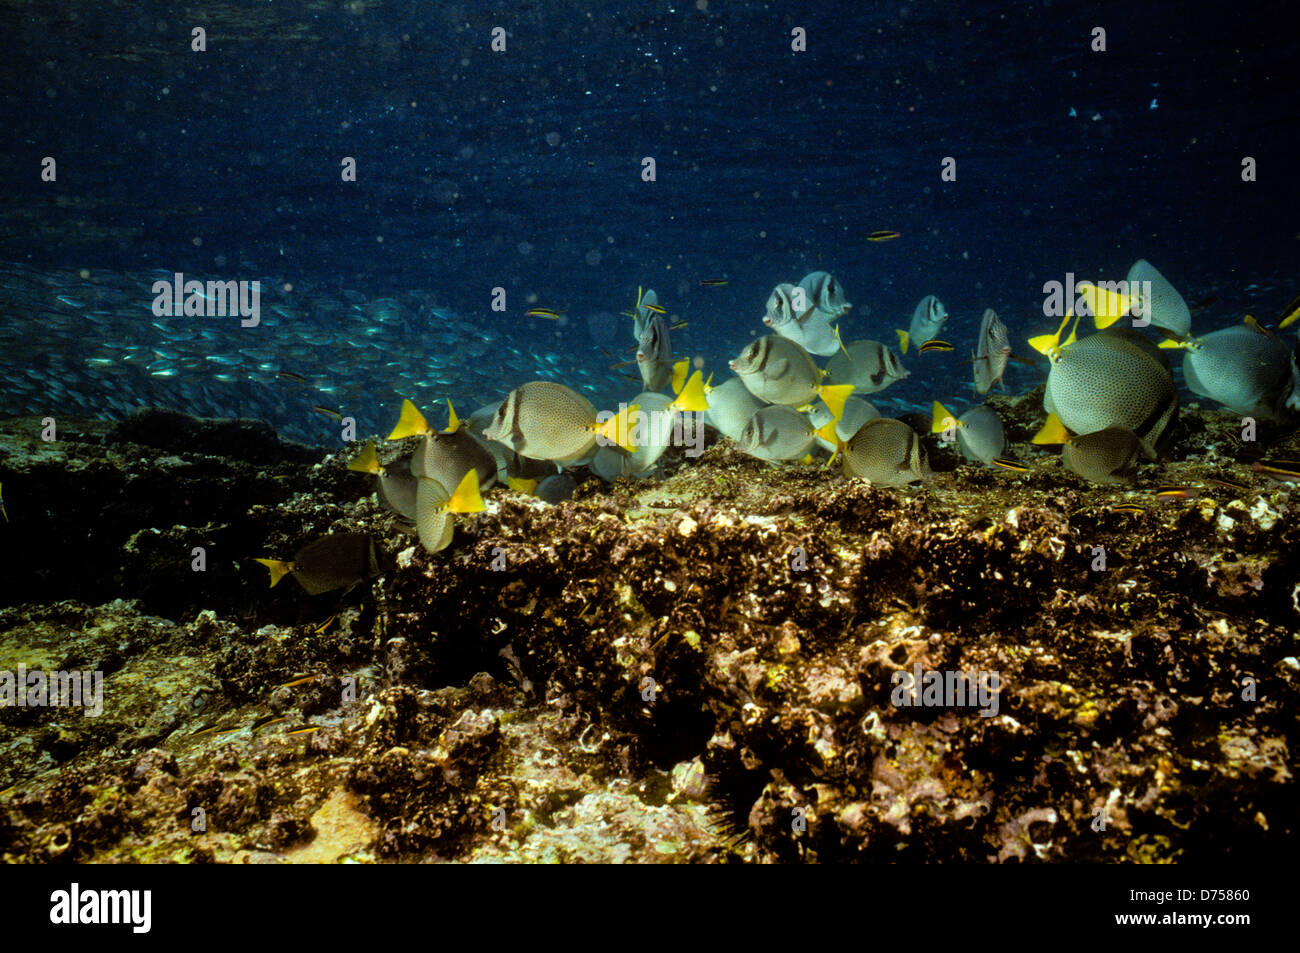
(518, 242, 534, 256)
(585, 249, 601, 266)
(546, 131, 561, 147)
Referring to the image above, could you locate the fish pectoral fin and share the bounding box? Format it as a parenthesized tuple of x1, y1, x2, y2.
(895, 329, 910, 354)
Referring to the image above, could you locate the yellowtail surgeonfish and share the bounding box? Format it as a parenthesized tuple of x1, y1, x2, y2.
(388, 398, 499, 492)
(931, 401, 1006, 466)
(255, 533, 389, 595)
(839, 417, 930, 486)
(896, 295, 947, 355)
(482, 381, 639, 461)
(348, 440, 419, 522)
(1029, 319, 1178, 457)
(1159, 320, 1299, 422)
(729, 335, 854, 419)
(1033, 413, 1149, 484)
(824, 339, 909, 395)
(415, 469, 486, 554)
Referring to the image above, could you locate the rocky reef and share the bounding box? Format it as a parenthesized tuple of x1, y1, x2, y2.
(0, 401, 1296, 863)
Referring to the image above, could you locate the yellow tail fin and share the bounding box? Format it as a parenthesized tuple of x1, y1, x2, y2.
(597, 404, 641, 453)
(447, 469, 486, 514)
(348, 440, 381, 474)
(671, 358, 689, 396)
(445, 399, 461, 433)
(931, 401, 959, 435)
(507, 476, 538, 496)
(254, 558, 293, 588)
(895, 329, 910, 354)
(1029, 314, 1072, 355)
(817, 384, 854, 422)
(1032, 412, 1070, 445)
(1078, 282, 1133, 329)
(671, 370, 709, 413)
(388, 398, 430, 440)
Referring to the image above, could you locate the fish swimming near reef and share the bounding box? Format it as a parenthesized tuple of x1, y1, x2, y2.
(1030, 318, 1178, 457)
(931, 401, 1006, 466)
(255, 533, 389, 595)
(730, 335, 854, 418)
(824, 339, 909, 395)
(839, 417, 930, 486)
(482, 381, 639, 461)
(1160, 320, 1299, 422)
(896, 295, 947, 354)
(973, 308, 1013, 394)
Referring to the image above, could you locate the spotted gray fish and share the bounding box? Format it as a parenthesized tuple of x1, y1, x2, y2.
(482, 381, 638, 461)
(932, 401, 1005, 466)
(1032, 321, 1178, 456)
(840, 417, 930, 486)
(255, 533, 388, 595)
(1168, 323, 1298, 422)
(1061, 426, 1146, 484)
(1127, 259, 1191, 338)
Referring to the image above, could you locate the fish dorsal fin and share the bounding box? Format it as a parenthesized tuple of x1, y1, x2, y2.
(254, 558, 293, 588)
(671, 358, 689, 396)
(446, 469, 486, 514)
(1031, 412, 1070, 445)
(348, 440, 381, 475)
(444, 399, 461, 433)
(931, 401, 960, 435)
(671, 370, 709, 413)
(507, 476, 538, 496)
(896, 329, 910, 354)
(388, 398, 430, 440)
(817, 384, 854, 421)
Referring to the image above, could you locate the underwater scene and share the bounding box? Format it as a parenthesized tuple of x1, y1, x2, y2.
(1, 0, 1297, 869)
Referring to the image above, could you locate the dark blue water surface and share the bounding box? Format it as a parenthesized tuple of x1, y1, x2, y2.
(2, 0, 1298, 441)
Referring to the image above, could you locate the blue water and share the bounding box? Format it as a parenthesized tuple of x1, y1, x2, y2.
(2, 0, 1298, 443)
